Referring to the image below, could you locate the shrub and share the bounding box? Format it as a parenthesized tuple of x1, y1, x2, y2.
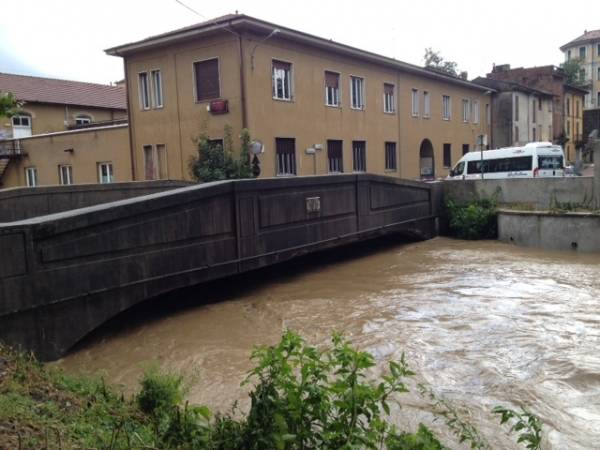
(446, 196, 498, 240)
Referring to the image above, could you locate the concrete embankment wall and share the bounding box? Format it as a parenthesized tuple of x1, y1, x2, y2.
(498, 210, 600, 252)
(444, 177, 595, 210)
(0, 180, 193, 222)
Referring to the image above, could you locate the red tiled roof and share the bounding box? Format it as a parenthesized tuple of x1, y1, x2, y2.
(0, 72, 127, 110)
(560, 29, 600, 51)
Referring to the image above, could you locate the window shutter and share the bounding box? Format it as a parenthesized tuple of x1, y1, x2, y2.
(194, 59, 220, 101)
(325, 71, 339, 88)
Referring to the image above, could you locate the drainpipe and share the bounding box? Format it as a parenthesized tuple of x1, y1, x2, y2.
(123, 57, 136, 181)
(238, 33, 248, 129)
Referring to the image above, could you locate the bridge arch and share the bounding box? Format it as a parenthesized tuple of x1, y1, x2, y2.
(419, 139, 435, 179)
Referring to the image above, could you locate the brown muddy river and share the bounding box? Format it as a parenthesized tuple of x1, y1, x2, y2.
(55, 237, 600, 449)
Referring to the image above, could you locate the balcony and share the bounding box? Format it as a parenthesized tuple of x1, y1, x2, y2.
(0, 140, 27, 159)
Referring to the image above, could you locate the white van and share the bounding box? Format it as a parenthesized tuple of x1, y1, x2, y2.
(447, 142, 565, 180)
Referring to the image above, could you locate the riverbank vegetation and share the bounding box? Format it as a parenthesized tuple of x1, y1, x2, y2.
(446, 195, 498, 240)
(0, 332, 542, 449)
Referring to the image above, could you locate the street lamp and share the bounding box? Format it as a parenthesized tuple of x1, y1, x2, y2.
(250, 29, 280, 71)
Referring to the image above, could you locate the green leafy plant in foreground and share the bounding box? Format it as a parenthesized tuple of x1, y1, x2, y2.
(493, 406, 542, 450)
(0, 332, 544, 449)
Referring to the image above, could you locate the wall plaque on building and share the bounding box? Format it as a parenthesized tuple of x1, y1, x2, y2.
(306, 196, 321, 213)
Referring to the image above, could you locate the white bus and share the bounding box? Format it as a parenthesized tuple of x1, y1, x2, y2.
(447, 142, 565, 180)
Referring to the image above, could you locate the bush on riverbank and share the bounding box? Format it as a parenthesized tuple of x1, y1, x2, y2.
(0, 332, 542, 449)
(446, 195, 498, 240)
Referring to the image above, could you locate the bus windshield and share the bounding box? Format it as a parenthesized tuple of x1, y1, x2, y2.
(538, 155, 563, 169)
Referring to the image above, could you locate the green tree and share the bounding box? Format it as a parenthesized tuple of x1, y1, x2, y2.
(560, 58, 587, 87)
(423, 48, 468, 80)
(0, 91, 21, 117)
(189, 125, 253, 182)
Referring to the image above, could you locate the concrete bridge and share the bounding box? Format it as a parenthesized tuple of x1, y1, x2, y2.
(0, 174, 442, 360)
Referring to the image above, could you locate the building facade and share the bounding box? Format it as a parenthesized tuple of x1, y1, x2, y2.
(560, 30, 600, 109)
(0, 124, 131, 188)
(0, 72, 127, 139)
(473, 77, 553, 148)
(106, 14, 491, 181)
(487, 65, 587, 161)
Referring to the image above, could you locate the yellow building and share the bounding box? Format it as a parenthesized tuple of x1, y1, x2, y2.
(106, 14, 491, 181)
(560, 29, 600, 109)
(0, 72, 127, 139)
(0, 124, 131, 188)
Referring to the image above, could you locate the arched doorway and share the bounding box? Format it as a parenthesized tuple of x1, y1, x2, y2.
(419, 139, 434, 179)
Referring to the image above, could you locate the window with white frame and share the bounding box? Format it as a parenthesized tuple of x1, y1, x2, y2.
(411, 89, 419, 116)
(324, 71, 340, 106)
(472, 100, 479, 124)
(12, 114, 32, 138)
(25, 167, 37, 187)
(138, 72, 150, 110)
(462, 99, 470, 122)
(98, 162, 114, 184)
(272, 60, 292, 101)
(350, 76, 365, 109)
(58, 165, 73, 185)
(423, 91, 430, 117)
(383, 83, 395, 113)
(579, 46, 586, 59)
(143, 144, 168, 180)
(75, 115, 91, 126)
(151, 69, 163, 108)
(442, 95, 451, 120)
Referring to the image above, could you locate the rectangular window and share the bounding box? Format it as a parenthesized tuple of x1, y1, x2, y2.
(194, 58, 220, 101)
(598, 67, 600, 81)
(442, 95, 451, 120)
(350, 76, 365, 109)
(275, 138, 296, 175)
(151, 69, 163, 108)
(515, 126, 519, 143)
(75, 116, 91, 126)
(532, 98, 536, 123)
(327, 140, 343, 173)
(549, 125, 553, 141)
(579, 46, 586, 59)
(462, 144, 470, 155)
(325, 71, 340, 106)
(423, 91, 430, 117)
(383, 83, 395, 113)
(467, 156, 532, 174)
(411, 89, 419, 116)
(138, 72, 150, 110)
(598, 44, 600, 56)
(25, 167, 37, 187)
(598, 92, 600, 107)
(486, 103, 490, 126)
(98, 162, 114, 184)
(567, 120, 571, 135)
(472, 100, 479, 124)
(514, 95, 519, 121)
(443, 143, 452, 168)
(384, 142, 397, 171)
(58, 165, 73, 185)
(272, 60, 292, 101)
(566, 98, 571, 115)
(144, 145, 156, 180)
(532, 127, 536, 141)
(538, 97, 542, 111)
(462, 99, 470, 122)
(352, 140, 366, 172)
(157, 144, 168, 179)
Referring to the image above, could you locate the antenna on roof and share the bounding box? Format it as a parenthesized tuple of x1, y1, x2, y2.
(174, 0, 206, 18)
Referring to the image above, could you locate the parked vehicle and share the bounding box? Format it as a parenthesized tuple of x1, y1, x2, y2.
(447, 142, 565, 180)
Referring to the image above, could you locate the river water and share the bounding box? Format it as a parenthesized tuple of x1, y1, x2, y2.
(55, 237, 600, 449)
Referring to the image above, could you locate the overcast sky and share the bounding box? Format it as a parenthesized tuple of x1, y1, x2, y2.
(1, 0, 596, 85)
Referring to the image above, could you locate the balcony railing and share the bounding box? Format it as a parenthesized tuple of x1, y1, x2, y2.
(0, 140, 26, 159)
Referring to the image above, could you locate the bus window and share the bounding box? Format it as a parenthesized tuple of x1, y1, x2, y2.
(467, 160, 486, 174)
(510, 156, 532, 171)
(450, 161, 465, 177)
(538, 156, 563, 169)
